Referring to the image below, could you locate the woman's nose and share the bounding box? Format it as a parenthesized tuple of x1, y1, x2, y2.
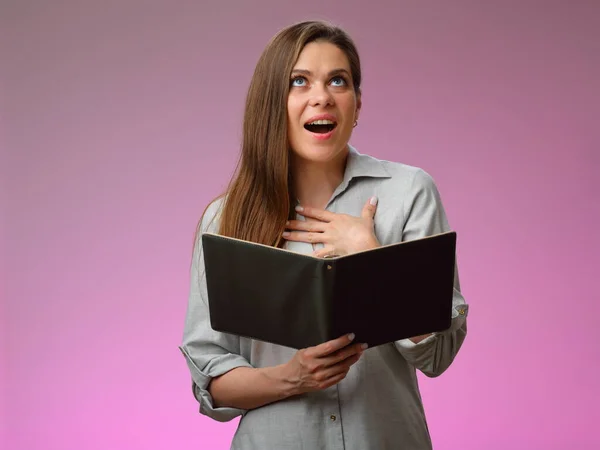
(308, 84, 334, 107)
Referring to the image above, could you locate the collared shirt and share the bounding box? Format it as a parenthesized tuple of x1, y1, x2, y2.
(179, 146, 469, 450)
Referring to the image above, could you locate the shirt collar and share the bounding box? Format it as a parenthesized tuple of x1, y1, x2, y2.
(327, 145, 391, 204)
(293, 145, 391, 208)
(344, 145, 391, 180)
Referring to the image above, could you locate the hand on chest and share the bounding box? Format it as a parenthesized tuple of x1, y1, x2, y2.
(283, 198, 381, 257)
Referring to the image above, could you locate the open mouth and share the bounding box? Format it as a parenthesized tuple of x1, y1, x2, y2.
(304, 119, 337, 134)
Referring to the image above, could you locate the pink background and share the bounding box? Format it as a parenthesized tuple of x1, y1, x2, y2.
(2, 1, 599, 449)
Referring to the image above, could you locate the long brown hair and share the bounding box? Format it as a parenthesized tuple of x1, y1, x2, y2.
(200, 21, 362, 247)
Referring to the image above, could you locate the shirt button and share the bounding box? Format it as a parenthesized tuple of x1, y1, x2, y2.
(330, 415, 337, 421)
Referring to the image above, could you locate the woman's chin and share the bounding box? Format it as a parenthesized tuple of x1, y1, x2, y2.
(290, 144, 348, 165)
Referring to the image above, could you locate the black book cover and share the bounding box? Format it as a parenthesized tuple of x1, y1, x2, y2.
(202, 231, 456, 349)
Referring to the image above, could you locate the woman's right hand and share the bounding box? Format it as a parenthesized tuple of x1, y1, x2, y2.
(282, 333, 366, 395)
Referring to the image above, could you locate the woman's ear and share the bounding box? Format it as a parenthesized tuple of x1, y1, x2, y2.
(355, 94, 362, 121)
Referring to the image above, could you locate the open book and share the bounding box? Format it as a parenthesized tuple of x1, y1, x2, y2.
(202, 231, 456, 349)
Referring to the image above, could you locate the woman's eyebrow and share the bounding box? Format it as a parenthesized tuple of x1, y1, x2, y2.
(290, 68, 351, 77)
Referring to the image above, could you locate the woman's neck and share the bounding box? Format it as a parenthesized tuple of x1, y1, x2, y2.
(291, 148, 348, 210)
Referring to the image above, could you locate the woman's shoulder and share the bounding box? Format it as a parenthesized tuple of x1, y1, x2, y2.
(350, 146, 437, 191)
(365, 153, 438, 195)
(198, 195, 227, 234)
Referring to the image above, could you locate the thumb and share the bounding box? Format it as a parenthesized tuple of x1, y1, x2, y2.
(361, 196, 378, 220)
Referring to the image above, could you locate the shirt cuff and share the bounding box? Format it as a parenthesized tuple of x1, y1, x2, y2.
(395, 302, 469, 350)
(179, 346, 253, 422)
(395, 333, 437, 349)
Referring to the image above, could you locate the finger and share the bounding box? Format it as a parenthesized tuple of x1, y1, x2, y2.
(308, 333, 355, 358)
(317, 372, 347, 390)
(320, 356, 360, 388)
(285, 219, 327, 232)
(323, 342, 366, 367)
(281, 231, 325, 244)
(361, 196, 378, 220)
(333, 350, 362, 371)
(314, 369, 348, 391)
(312, 246, 336, 258)
(318, 352, 362, 386)
(295, 205, 336, 222)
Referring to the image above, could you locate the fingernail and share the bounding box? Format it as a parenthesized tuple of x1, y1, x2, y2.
(285, 220, 290, 226)
(295, 205, 304, 212)
(361, 343, 369, 350)
(348, 333, 355, 341)
(370, 196, 378, 206)
(282, 231, 290, 237)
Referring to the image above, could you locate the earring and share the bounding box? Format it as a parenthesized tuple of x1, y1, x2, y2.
(353, 120, 358, 128)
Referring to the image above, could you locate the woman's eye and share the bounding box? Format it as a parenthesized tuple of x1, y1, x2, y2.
(330, 76, 346, 86)
(291, 77, 307, 87)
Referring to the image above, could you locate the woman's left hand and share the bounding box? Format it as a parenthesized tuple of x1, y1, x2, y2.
(283, 196, 381, 257)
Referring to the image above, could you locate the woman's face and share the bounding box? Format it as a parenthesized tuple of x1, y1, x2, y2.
(287, 41, 361, 165)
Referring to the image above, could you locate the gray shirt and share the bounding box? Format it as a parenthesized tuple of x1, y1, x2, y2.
(179, 146, 469, 450)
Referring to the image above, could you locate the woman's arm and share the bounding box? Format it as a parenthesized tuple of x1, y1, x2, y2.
(179, 200, 254, 422)
(393, 169, 469, 377)
(208, 334, 364, 410)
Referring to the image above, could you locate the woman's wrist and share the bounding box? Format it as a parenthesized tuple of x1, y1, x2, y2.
(262, 363, 300, 399)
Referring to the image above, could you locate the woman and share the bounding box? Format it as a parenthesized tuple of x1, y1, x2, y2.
(180, 20, 469, 449)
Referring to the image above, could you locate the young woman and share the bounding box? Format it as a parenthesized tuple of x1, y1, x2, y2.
(180, 20, 469, 450)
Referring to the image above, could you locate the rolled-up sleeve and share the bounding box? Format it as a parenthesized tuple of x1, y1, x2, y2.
(179, 200, 253, 422)
(393, 169, 470, 377)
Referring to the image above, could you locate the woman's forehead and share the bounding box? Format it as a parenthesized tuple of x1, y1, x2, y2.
(293, 41, 350, 73)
